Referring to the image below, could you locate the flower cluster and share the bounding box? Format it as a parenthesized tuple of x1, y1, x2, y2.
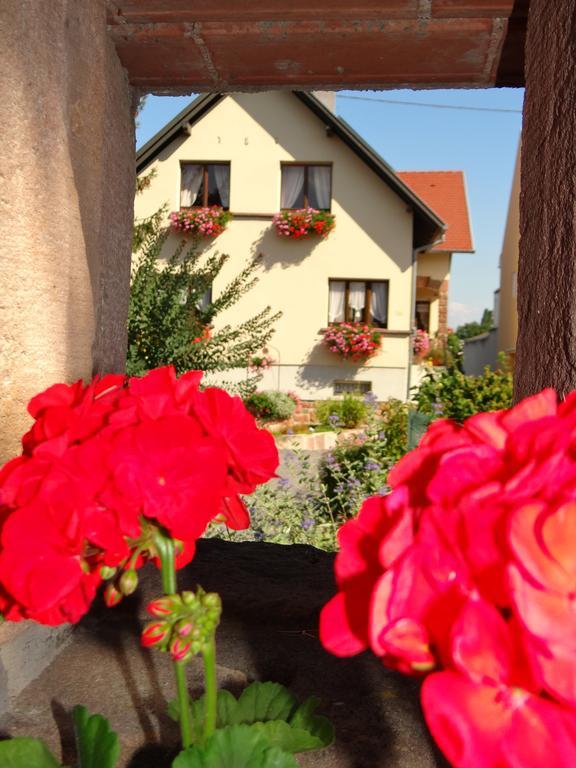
(0, 367, 278, 625)
(142, 588, 221, 662)
(322, 323, 382, 362)
(249, 350, 275, 370)
(272, 208, 335, 239)
(413, 328, 430, 358)
(320, 389, 576, 767)
(169, 207, 232, 238)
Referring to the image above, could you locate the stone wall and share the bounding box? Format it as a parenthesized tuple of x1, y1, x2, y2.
(0, 0, 135, 462)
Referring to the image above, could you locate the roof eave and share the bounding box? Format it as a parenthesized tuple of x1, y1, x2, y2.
(136, 93, 224, 174)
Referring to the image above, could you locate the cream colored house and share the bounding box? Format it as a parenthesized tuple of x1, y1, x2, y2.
(135, 91, 473, 400)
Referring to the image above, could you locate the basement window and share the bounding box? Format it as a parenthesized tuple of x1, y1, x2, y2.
(333, 380, 372, 396)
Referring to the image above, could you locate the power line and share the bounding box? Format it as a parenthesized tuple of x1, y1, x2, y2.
(338, 94, 522, 114)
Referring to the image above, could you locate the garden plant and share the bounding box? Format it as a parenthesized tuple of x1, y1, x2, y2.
(0, 367, 333, 767)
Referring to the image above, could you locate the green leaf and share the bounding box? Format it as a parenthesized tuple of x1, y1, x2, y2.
(169, 683, 333, 753)
(172, 725, 298, 768)
(0, 738, 61, 767)
(251, 720, 328, 753)
(72, 706, 120, 768)
(232, 683, 296, 725)
(288, 696, 334, 750)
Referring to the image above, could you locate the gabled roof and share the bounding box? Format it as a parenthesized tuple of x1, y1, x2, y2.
(136, 91, 446, 250)
(397, 171, 474, 253)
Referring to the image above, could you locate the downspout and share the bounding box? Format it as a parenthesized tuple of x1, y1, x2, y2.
(406, 236, 446, 402)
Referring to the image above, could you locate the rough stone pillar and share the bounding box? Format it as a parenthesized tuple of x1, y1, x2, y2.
(0, 0, 135, 462)
(514, 0, 576, 402)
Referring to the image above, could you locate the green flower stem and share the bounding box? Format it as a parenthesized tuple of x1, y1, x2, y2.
(154, 530, 193, 750)
(202, 636, 218, 744)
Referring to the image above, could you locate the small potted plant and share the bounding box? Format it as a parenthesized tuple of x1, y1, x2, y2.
(413, 328, 431, 361)
(322, 322, 382, 362)
(170, 206, 232, 238)
(273, 208, 335, 239)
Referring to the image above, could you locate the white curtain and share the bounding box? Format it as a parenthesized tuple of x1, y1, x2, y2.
(308, 166, 331, 209)
(371, 282, 388, 326)
(328, 281, 346, 322)
(181, 165, 203, 207)
(213, 165, 230, 208)
(281, 166, 305, 208)
(348, 281, 366, 321)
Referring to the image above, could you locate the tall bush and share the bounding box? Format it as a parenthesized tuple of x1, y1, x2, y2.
(127, 227, 281, 394)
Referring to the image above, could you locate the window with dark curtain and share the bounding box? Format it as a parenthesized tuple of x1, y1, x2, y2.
(181, 163, 230, 209)
(281, 164, 331, 210)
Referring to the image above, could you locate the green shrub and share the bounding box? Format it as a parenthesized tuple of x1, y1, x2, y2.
(315, 395, 368, 429)
(413, 364, 513, 423)
(319, 398, 409, 519)
(244, 391, 296, 422)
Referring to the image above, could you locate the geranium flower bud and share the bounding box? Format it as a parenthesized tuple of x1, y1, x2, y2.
(100, 565, 117, 580)
(174, 618, 194, 638)
(104, 583, 123, 607)
(181, 591, 197, 609)
(170, 636, 193, 662)
(119, 569, 138, 596)
(147, 594, 182, 617)
(141, 621, 171, 648)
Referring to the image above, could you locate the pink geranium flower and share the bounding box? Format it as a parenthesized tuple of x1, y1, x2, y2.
(321, 388, 576, 767)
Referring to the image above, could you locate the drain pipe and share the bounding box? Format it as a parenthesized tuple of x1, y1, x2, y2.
(406, 237, 446, 403)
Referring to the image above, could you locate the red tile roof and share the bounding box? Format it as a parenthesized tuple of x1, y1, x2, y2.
(397, 171, 474, 253)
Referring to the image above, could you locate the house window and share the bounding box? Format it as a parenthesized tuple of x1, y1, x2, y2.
(180, 163, 230, 209)
(328, 280, 388, 328)
(415, 300, 431, 332)
(281, 164, 332, 210)
(334, 380, 372, 396)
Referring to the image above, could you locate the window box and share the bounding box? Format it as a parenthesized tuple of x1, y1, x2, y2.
(322, 322, 382, 362)
(273, 208, 335, 239)
(169, 206, 232, 238)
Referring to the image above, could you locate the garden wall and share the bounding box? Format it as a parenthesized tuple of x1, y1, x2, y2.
(0, 0, 135, 462)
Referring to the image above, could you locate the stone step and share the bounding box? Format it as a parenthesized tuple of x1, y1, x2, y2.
(0, 621, 71, 716)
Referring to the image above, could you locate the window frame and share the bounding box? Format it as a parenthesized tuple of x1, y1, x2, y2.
(180, 161, 231, 210)
(280, 162, 333, 211)
(328, 278, 389, 328)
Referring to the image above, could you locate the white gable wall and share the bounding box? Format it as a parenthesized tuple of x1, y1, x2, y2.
(135, 92, 416, 400)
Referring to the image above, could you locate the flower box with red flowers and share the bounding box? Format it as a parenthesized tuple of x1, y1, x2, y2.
(322, 322, 382, 362)
(169, 206, 232, 238)
(273, 208, 335, 239)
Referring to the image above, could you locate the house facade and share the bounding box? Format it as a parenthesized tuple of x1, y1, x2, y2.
(135, 91, 473, 400)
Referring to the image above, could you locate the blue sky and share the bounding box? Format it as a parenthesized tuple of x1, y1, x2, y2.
(137, 89, 523, 328)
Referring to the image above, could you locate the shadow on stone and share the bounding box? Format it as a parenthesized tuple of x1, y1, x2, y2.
(0, 540, 444, 767)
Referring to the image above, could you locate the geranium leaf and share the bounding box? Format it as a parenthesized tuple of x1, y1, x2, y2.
(250, 720, 329, 753)
(72, 706, 120, 768)
(171, 725, 298, 768)
(169, 684, 333, 754)
(289, 696, 334, 748)
(232, 682, 296, 725)
(0, 738, 61, 767)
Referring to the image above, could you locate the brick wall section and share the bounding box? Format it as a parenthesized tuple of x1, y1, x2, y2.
(438, 279, 449, 336)
(0, 0, 135, 462)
